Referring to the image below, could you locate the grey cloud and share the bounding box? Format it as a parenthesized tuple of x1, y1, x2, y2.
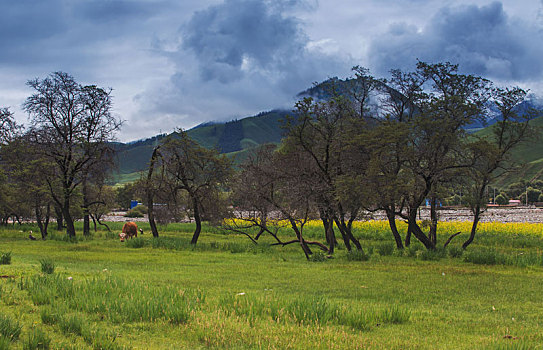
(131, 0, 350, 137)
(368, 1, 543, 82)
(182, 0, 308, 82)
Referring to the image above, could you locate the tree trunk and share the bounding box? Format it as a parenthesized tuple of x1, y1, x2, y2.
(146, 146, 161, 238)
(386, 208, 404, 249)
(190, 197, 202, 244)
(320, 209, 336, 254)
(35, 202, 50, 239)
(55, 205, 64, 231)
(82, 179, 90, 236)
(408, 208, 435, 250)
(463, 204, 481, 249)
(429, 195, 438, 246)
(289, 218, 312, 259)
(63, 199, 76, 237)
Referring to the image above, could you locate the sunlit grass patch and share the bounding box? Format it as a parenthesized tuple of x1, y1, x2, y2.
(22, 328, 51, 350)
(19, 274, 203, 324)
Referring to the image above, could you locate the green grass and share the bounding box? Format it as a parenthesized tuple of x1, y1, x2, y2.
(2, 221, 543, 349)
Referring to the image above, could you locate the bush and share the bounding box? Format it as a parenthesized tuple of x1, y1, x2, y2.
(308, 252, 327, 262)
(22, 328, 51, 350)
(463, 249, 505, 265)
(39, 258, 55, 274)
(447, 246, 464, 258)
(125, 237, 145, 248)
(376, 243, 394, 256)
(346, 249, 370, 261)
(0, 252, 11, 265)
(419, 248, 446, 261)
(495, 194, 508, 205)
(124, 205, 147, 218)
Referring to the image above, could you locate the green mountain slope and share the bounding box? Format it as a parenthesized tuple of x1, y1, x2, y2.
(113, 110, 288, 184)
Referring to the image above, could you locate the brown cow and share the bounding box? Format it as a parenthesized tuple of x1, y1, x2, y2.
(120, 222, 138, 241)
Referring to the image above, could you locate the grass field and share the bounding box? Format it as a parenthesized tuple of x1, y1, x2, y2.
(1, 221, 543, 349)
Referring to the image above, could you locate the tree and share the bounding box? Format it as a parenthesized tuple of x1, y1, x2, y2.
(24, 72, 121, 237)
(148, 131, 233, 244)
(397, 62, 490, 250)
(283, 96, 361, 253)
(1, 134, 56, 237)
(0, 108, 21, 143)
(228, 144, 329, 259)
(462, 86, 537, 249)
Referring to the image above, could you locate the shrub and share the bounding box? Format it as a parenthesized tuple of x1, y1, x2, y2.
(308, 252, 327, 262)
(0, 315, 22, 341)
(124, 205, 147, 218)
(463, 249, 505, 265)
(0, 252, 11, 265)
(376, 243, 394, 256)
(22, 328, 51, 350)
(39, 258, 55, 274)
(447, 246, 464, 258)
(346, 249, 370, 261)
(125, 237, 145, 248)
(419, 248, 446, 261)
(495, 194, 508, 205)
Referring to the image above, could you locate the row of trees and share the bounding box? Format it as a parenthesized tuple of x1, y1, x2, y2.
(133, 62, 537, 257)
(221, 62, 537, 256)
(0, 72, 121, 238)
(0, 63, 538, 258)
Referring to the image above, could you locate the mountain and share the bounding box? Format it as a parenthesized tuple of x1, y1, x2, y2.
(111, 78, 543, 187)
(111, 110, 288, 184)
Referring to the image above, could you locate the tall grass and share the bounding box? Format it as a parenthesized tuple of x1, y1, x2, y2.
(0, 336, 10, 350)
(463, 249, 543, 267)
(39, 258, 55, 274)
(22, 328, 51, 350)
(0, 315, 22, 342)
(0, 252, 11, 265)
(19, 274, 204, 324)
(218, 292, 410, 330)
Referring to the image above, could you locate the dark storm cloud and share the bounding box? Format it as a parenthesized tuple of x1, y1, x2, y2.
(368, 1, 543, 81)
(182, 0, 309, 83)
(138, 0, 349, 132)
(0, 0, 166, 66)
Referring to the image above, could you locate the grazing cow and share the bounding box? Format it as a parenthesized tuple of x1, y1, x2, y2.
(121, 222, 138, 241)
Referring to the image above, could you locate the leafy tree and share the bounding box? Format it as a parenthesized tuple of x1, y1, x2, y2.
(283, 93, 365, 253)
(145, 131, 233, 243)
(462, 86, 537, 248)
(526, 187, 541, 204)
(23, 72, 121, 237)
(1, 135, 55, 237)
(495, 194, 508, 205)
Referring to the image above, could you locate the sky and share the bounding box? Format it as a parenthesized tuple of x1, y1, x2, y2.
(1, 0, 542, 142)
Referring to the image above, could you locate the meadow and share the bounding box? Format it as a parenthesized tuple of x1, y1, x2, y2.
(1, 220, 543, 349)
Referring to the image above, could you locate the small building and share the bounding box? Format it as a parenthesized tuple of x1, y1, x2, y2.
(508, 199, 521, 206)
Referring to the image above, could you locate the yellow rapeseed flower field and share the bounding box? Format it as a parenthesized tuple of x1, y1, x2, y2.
(305, 219, 543, 237)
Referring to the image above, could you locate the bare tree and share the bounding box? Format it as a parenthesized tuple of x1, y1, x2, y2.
(24, 72, 121, 237)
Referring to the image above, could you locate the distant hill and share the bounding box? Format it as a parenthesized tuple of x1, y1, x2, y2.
(111, 110, 288, 184)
